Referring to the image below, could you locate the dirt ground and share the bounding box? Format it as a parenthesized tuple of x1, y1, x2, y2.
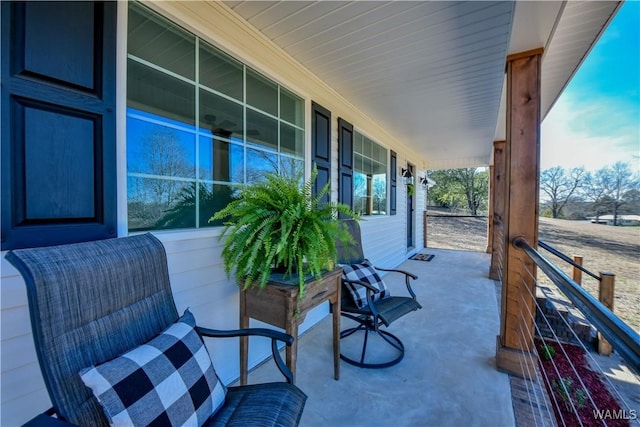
(425, 214, 640, 333)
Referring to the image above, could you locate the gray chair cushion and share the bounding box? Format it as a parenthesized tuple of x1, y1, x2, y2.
(207, 383, 307, 427)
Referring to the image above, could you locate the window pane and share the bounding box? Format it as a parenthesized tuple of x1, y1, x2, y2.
(280, 123, 304, 156)
(372, 174, 387, 215)
(280, 88, 304, 127)
(246, 148, 278, 183)
(280, 157, 304, 181)
(200, 89, 244, 140)
(127, 113, 195, 178)
(128, 3, 195, 79)
(363, 136, 372, 159)
(128, 60, 195, 127)
(246, 109, 278, 150)
(200, 183, 235, 227)
(246, 69, 277, 116)
(127, 176, 195, 231)
(354, 132, 363, 155)
(353, 132, 387, 216)
(353, 171, 369, 215)
(199, 136, 244, 183)
(199, 41, 243, 101)
(371, 143, 380, 164)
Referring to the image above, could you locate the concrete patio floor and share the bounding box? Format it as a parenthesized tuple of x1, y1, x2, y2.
(240, 248, 515, 427)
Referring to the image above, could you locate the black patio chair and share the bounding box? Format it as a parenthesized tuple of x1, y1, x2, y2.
(6, 233, 306, 427)
(336, 219, 422, 368)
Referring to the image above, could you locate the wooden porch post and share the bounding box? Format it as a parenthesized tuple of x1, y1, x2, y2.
(487, 164, 494, 254)
(496, 49, 543, 379)
(489, 141, 506, 280)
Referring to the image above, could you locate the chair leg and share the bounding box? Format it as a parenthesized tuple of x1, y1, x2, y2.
(339, 325, 405, 369)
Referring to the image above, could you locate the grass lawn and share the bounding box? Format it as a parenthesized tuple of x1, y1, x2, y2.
(426, 213, 640, 333)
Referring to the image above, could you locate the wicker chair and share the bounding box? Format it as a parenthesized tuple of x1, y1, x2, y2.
(6, 233, 306, 426)
(336, 219, 422, 368)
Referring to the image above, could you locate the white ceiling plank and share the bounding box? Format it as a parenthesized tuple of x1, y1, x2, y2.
(223, 0, 621, 169)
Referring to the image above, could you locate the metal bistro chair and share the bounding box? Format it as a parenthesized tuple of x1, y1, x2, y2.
(335, 219, 422, 368)
(6, 233, 306, 427)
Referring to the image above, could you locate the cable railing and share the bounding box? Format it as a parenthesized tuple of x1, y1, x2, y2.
(538, 240, 601, 282)
(512, 237, 640, 427)
(514, 237, 640, 373)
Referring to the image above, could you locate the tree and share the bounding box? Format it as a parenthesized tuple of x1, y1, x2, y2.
(540, 166, 586, 218)
(581, 162, 638, 224)
(127, 129, 193, 229)
(427, 168, 489, 215)
(582, 167, 614, 222)
(609, 161, 637, 225)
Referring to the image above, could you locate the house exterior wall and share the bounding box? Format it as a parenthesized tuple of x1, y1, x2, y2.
(0, 2, 427, 424)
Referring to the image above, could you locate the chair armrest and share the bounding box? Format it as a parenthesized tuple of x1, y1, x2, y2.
(196, 326, 293, 345)
(22, 412, 77, 427)
(196, 326, 295, 384)
(374, 267, 419, 299)
(374, 266, 418, 280)
(341, 279, 380, 317)
(341, 278, 378, 293)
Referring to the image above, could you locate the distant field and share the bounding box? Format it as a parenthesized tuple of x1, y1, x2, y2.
(425, 214, 640, 332)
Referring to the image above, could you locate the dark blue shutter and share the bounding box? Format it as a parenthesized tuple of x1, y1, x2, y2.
(390, 150, 397, 215)
(1, 1, 117, 250)
(311, 102, 331, 204)
(338, 118, 353, 216)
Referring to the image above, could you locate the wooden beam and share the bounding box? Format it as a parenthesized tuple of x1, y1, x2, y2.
(506, 48, 544, 63)
(487, 165, 494, 254)
(496, 50, 542, 378)
(489, 141, 506, 280)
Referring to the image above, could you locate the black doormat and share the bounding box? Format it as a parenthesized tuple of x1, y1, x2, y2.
(409, 253, 434, 262)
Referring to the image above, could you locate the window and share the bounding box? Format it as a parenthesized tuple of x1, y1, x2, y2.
(353, 132, 387, 215)
(126, 3, 304, 231)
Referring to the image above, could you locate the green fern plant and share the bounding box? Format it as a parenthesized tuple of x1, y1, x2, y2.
(210, 167, 358, 295)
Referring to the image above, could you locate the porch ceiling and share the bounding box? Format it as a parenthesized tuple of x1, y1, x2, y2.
(223, 1, 621, 170)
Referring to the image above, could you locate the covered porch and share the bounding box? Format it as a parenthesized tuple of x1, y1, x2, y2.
(243, 248, 514, 426)
(0, 1, 625, 425)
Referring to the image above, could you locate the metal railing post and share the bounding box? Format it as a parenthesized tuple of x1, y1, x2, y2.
(598, 272, 615, 356)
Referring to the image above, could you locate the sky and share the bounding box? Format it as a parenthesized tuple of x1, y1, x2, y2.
(540, 0, 640, 173)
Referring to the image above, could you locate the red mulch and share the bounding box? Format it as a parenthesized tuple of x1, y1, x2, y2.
(536, 339, 630, 427)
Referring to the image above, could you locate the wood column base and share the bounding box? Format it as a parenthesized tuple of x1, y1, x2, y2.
(495, 336, 538, 380)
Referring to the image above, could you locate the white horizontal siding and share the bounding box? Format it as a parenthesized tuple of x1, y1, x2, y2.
(1, 254, 51, 425)
(1, 387, 51, 426)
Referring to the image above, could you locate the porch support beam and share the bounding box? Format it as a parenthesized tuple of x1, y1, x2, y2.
(487, 164, 494, 254)
(496, 49, 542, 379)
(488, 140, 506, 280)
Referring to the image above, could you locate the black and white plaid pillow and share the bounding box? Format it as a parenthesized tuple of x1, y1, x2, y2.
(340, 259, 390, 308)
(80, 309, 225, 426)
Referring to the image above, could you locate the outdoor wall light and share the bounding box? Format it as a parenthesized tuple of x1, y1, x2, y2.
(401, 168, 414, 185)
(420, 175, 435, 190)
(419, 175, 429, 190)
